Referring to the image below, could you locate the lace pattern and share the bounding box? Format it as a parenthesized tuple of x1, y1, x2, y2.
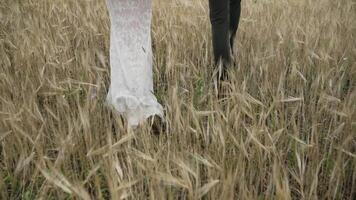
(106, 0, 163, 126)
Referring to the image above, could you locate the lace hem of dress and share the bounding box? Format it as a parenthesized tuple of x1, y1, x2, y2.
(106, 91, 164, 127)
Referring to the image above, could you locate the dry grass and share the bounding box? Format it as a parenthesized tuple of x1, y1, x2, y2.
(1, 0, 356, 199)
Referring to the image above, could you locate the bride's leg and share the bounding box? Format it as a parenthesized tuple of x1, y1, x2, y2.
(105, 0, 163, 127)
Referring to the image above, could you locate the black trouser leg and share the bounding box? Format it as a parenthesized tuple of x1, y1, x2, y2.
(229, 0, 241, 55)
(209, 0, 230, 66)
(209, 0, 241, 66)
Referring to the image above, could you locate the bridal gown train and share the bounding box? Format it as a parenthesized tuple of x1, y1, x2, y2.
(106, 0, 163, 126)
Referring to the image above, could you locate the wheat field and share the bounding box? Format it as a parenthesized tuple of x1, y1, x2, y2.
(0, 0, 355, 199)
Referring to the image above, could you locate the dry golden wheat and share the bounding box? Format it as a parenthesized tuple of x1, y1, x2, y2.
(0, 0, 355, 199)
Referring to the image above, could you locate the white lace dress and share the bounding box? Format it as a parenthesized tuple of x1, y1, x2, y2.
(106, 0, 163, 126)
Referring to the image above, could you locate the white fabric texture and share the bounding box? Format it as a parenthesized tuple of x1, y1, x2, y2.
(106, 0, 163, 126)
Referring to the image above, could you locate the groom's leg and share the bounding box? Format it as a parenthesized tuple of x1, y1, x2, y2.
(209, 0, 231, 65)
(229, 0, 241, 55)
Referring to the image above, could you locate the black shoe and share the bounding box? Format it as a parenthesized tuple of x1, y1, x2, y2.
(148, 115, 166, 135)
(213, 62, 230, 100)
